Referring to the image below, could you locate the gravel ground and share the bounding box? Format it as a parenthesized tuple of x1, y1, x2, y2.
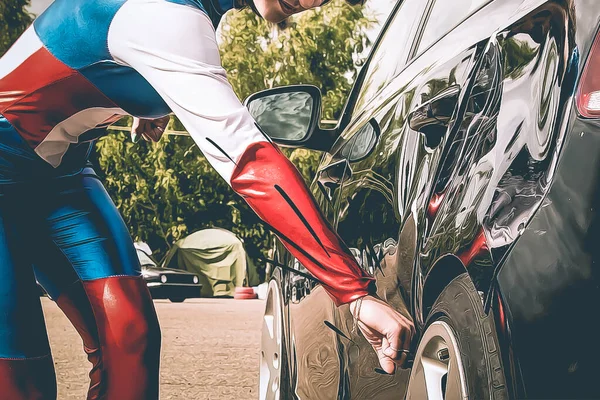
(42, 297, 265, 399)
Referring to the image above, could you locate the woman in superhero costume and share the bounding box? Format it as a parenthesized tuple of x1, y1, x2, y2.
(0, 0, 414, 398)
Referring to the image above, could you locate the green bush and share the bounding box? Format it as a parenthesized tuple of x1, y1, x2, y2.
(0, 0, 32, 56)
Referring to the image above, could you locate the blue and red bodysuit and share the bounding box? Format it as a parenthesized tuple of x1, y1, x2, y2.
(0, 0, 375, 398)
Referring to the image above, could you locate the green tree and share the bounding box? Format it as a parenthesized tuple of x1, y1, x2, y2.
(219, 2, 373, 119)
(96, 2, 374, 264)
(0, 0, 32, 56)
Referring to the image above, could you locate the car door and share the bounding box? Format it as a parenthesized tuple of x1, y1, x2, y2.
(284, 1, 430, 398)
(343, 0, 577, 398)
(415, 1, 580, 398)
(408, 0, 578, 323)
(331, 0, 506, 398)
(283, 173, 344, 400)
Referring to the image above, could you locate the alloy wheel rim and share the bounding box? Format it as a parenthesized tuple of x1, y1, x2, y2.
(260, 280, 283, 400)
(406, 321, 468, 400)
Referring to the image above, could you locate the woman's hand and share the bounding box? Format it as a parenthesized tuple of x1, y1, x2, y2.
(131, 116, 170, 143)
(349, 295, 415, 374)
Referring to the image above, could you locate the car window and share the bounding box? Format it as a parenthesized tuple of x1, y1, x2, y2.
(353, 0, 429, 113)
(416, 0, 490, 54)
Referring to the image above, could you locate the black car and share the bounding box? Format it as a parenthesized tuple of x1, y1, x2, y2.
(245, 0, 600, 398)
(136, 248, 202, 303)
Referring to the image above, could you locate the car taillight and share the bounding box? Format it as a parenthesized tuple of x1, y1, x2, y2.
(577, 31, 600, 118)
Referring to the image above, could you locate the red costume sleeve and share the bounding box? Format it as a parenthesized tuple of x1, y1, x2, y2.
(230, 141, 376, 305)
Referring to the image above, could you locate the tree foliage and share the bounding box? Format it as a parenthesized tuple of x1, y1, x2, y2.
(96, 1, 374, 265)
(219, 2, 373, 119)
(0, 0, 32, 56)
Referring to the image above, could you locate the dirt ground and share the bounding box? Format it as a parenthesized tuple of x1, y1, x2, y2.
(42, 297, 265, 399)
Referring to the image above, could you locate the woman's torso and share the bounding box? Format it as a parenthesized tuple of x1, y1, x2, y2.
(0, 0, 233, 180)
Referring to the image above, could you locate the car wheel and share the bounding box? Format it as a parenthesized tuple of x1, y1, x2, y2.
(259, 279, 290, 400)
(169, 297, 186, 303)
(406, 273, 507, 400)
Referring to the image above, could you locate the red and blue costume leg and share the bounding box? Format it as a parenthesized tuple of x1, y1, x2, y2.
(31, 170, 161, 400)
(0, 205, 57, 400)
(0, 120, 161, 400)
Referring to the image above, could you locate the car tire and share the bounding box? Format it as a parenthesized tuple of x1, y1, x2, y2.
(169, 297, 186, 303)
(406, 273, 508, 400)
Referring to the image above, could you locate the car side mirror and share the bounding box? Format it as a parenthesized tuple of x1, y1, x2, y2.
(244, 85, 338, 152)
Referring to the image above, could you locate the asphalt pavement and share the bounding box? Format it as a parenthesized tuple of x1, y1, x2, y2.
(42, 297, 264, 399)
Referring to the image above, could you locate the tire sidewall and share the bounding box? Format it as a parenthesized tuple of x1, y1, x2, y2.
(425, 273, 506, 400)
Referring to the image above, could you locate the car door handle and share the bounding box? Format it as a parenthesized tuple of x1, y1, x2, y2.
(408, 84, 461, 148)
(317, 159, 352, 189)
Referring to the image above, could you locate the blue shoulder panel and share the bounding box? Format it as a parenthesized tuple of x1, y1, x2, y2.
(34, 0, 209, 69)
(33, 0, 127, 69)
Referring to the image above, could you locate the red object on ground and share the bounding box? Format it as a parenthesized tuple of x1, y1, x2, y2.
(235, 287, 255, 294)
(234, 287, 257, 299)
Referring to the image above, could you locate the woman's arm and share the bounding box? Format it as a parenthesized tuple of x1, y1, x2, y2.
(109, 1, 375, 304)
(108, 0, 413, 371)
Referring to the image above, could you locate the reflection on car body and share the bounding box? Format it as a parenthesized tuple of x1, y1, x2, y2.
(247, 0, 600, 398)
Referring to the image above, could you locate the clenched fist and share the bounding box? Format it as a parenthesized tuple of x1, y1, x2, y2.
(131, 116, 170, 143)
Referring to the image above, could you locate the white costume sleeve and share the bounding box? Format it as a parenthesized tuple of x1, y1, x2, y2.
(107, 0, 266, 181)
(107, 0, 376, 305)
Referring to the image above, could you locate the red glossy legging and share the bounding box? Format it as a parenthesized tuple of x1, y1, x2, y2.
(0, 169, 160, 400)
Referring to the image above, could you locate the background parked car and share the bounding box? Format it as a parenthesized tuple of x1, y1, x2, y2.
(247, 0, 600, 399)
(135, 243, 202, 303)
